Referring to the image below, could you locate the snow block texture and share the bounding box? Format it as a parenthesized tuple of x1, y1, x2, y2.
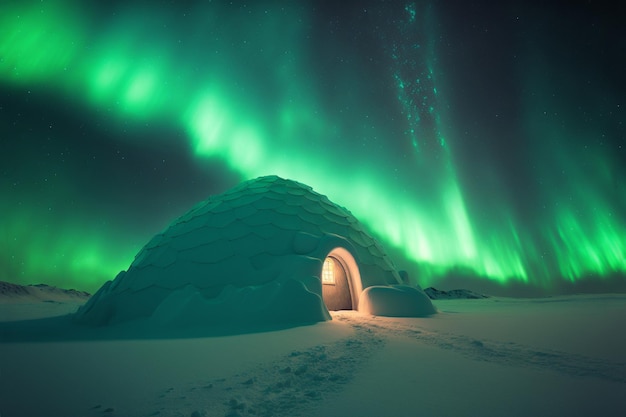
(74, 176, 434, 329)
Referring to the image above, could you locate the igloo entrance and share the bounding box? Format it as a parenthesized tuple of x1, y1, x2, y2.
(320, 247, 362, 311)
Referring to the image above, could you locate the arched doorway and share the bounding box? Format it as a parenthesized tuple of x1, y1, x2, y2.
(320, 247, 362, 311)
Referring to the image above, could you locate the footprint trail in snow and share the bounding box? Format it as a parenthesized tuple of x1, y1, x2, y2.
(149, 322, 385, 417)
(141, 312, 625, 417)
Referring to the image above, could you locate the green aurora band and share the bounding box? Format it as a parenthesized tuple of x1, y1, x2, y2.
(1, 0, 624, 293)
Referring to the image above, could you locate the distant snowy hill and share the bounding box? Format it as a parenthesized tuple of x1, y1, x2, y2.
(0, 280, 489, 303)
(0, 281, 90, 303)
(424, 287, 489, 299)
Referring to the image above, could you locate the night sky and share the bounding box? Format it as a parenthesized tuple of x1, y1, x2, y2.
(2, 0, 625, 295)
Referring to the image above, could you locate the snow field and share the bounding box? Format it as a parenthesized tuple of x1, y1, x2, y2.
(1, 295, 625, 417)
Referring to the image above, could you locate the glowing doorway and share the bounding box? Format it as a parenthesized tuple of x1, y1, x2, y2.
(321, 248, 361, 311)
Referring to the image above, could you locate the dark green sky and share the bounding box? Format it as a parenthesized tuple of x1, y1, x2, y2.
(1, 0, 624, 294)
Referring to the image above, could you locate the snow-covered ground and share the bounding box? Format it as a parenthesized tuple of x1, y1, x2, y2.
(1, 294, 625, 417)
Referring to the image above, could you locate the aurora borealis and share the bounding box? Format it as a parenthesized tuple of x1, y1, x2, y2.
(1, 0, 625, 295)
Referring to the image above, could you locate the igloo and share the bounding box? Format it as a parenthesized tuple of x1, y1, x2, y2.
(75, 176, 435, 329)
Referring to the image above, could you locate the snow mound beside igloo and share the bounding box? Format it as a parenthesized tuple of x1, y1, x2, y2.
(358, 285, 437, 317)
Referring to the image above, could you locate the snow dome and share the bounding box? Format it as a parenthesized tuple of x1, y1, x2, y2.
(75, 176, 435, 329)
